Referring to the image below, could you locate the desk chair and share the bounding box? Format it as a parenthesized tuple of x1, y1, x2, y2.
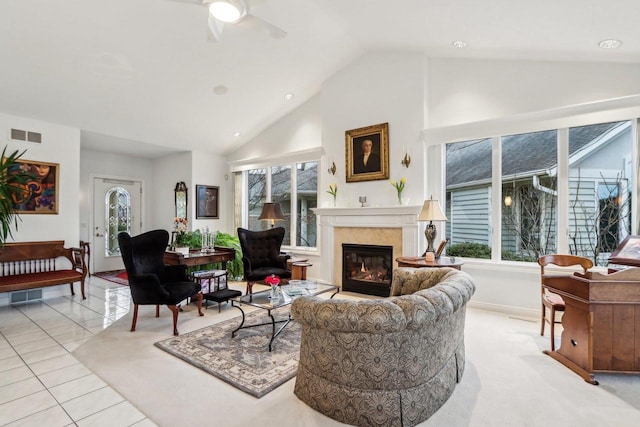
(539, 254, 593, 350)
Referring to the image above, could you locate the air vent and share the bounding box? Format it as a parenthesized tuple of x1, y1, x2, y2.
(27, 132, 42, 143)
(9, 128, 42, 143)
(10, 289, 43, 303)
(10, 128, 26, 141)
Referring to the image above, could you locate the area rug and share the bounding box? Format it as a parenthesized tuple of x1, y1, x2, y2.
(93, 270, 129, 286)
(154, 308, 300, 398)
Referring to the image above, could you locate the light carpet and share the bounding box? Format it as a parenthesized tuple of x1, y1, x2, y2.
(154, 308, 300, 398)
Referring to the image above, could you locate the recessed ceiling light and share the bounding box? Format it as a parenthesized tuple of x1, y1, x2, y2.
(599, 39, 622, 49)
(209, 2, 242, 23)
(232, 131, 241, 138)
(284, 93, 294, 101)
(213, 85, 228, 95)
(452, 40, 468, 48)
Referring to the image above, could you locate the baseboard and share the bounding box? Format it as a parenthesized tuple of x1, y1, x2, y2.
(468, 300, 538, 319)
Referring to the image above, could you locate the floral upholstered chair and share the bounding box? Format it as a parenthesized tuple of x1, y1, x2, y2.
(291, 267, 476, 426)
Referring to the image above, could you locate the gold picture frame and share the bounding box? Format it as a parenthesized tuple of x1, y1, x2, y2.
(345, 122, 389, 182)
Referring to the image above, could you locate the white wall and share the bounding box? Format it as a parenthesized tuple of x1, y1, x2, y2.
(321, 52, 426, 208)
(226, 95, 322, 166)
(427, 58, 640, 128)
(1, 112, 80, 245)
(151, 152, 192, 232)
(79, 149, 154, 241)
(191, 150, 231, 234)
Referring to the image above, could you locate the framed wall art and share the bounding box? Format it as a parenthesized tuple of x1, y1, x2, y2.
(10, 159, 59, 214)
(196, 185, 219, 219)
(345, 122, 389, 182)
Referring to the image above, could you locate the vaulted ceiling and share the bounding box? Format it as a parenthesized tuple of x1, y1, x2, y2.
(1, 0, 638, 158)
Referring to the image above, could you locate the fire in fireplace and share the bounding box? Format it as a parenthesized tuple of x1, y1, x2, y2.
(342, 243, 393, 297)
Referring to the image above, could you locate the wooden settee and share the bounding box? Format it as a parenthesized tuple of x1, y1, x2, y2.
(0, 241, 87, 299)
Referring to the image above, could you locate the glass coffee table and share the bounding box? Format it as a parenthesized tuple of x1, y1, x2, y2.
(231, 281, 339, 351)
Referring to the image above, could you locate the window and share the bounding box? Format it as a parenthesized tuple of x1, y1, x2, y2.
(296, 162, 318, 247)
(501, 130, 557, 261)
(568, 121, 632, 265)
(247, 168, 267, 231)
(445, 138, 492, 259)
(444, 120, 634, 266)
(241, 161, 318, 250)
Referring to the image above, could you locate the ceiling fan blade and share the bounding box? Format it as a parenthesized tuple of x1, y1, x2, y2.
(207, 13, 224, 41)
(240, 14, 286, 39)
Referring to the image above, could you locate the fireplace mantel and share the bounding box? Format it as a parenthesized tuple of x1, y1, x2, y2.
(314, 205, 423, 285)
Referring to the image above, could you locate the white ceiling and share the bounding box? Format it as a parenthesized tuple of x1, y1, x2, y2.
(1, 0, 639, 159)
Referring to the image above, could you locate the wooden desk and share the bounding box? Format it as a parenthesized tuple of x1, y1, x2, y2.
(542, 268, 640, 384)
(163, 246, 235, 267)
(396, 256, 463, 270)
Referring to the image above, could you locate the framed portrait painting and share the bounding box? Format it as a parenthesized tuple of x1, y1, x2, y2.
(196, 185, 219, 219)
(345, 122, 389, 182)
(9, 159, 59, 214)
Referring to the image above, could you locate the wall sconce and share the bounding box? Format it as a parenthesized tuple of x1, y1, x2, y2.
(328, 161, 336, 175)
(401, 152, 411, 168)
(504, 195, 513, 207)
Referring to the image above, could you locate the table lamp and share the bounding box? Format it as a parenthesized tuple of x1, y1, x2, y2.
(258, 202, 285, 228)
(417, 197, 448, 257)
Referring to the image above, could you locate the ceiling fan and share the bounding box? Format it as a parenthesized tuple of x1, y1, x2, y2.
(174, 0, 287, 42)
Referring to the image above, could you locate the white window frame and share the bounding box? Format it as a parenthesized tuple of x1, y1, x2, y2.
(425, 95, 640, 261)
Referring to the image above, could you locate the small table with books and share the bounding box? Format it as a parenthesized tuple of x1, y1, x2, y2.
(231, 281, 339, 351)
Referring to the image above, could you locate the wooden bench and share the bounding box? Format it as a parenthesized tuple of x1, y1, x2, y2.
(0, 241, 88, 300)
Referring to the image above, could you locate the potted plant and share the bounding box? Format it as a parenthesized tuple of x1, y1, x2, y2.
(0, 147, 33, 245)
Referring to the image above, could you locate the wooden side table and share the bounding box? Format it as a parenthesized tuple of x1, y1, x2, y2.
(287, 258, 312, 280)
(396, 256, 463, 270)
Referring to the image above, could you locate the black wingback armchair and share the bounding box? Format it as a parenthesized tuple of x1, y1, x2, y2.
(118, 229, 203, 335)
(237, 227, 291, 295)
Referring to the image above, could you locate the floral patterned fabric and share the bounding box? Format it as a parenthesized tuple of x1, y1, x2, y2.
(291, 267, 476, 427)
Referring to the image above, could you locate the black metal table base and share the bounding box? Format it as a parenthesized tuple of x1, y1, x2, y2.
(231, 302, 293, 352)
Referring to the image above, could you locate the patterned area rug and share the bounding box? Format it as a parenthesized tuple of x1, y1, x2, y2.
(93, 270, 129, 286)
(154, 308, 300, 398)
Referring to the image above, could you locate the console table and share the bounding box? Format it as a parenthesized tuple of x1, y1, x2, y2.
(163, 246, 235, 267)
(396, 256, 463, 270)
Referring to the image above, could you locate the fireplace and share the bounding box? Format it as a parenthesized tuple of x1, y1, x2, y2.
(342, 243, 393, 297)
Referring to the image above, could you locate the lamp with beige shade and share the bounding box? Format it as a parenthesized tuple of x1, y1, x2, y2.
(417, 197, 448, 258)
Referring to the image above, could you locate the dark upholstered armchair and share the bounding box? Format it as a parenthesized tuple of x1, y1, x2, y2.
(118, 230, 203, 335)
(237, 227, 291, 295)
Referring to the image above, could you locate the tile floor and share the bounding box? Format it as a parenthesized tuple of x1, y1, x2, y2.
(0, 278, 154, 427)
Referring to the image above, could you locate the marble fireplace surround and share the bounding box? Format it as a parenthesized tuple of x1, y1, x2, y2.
(314, 206, 422, 287)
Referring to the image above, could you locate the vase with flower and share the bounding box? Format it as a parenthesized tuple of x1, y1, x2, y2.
(390, 178, 406, 205)
(327, 183, 337, 207)
(265, 274, 281, 300)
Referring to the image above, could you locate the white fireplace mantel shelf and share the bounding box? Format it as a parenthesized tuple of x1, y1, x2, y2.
(314, 206, 422, 229)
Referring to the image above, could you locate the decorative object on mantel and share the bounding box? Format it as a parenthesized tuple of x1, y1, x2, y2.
(390, 177, 406, 205)
(417, 196, 448, 256)
(258, 202, 285, 227)
(326, 183, 337, 207)
(358, 196, 366, 207)
(345, 122, 389, 183)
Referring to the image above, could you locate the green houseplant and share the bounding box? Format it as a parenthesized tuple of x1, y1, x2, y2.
(0, 147, 33, 245)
